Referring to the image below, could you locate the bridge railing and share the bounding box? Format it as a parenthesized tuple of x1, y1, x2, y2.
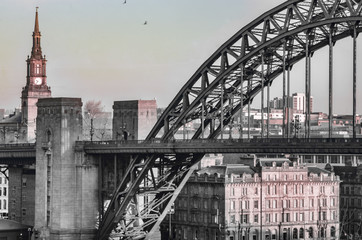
(0, 143, 36, 148)
(78, 137, 362, 147)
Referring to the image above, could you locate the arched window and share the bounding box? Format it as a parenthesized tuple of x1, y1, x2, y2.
(299, 228, 304, 238)
(293, 228, 298, 239)
(331, 226, 336, 238)
(47, 130, 52, 143)
(309, 227, 314, 238)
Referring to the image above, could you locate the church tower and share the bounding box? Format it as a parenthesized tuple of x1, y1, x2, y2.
(21, 7, 51, 142)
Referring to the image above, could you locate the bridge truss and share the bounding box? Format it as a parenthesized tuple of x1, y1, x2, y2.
(97, 0, 362, 239)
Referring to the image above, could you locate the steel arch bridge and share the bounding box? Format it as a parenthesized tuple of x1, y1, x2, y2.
(97, 0, 362, 239)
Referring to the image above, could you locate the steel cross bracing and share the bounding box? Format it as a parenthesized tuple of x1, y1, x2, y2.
(97, 0, 362, 239)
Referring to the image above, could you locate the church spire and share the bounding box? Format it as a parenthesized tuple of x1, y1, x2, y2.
(31, 7, 42, 59)
(34, 7, 40, 33)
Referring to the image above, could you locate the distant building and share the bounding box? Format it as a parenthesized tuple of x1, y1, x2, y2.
(162, 157, 340, 240)
(333, 165, 362, 239)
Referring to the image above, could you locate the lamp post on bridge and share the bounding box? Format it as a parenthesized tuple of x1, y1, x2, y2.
(291, 115, 301, 138)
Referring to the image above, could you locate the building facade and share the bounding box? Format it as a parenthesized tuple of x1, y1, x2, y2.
(163, 158, 340, 240)
(334, 165, 362, 239)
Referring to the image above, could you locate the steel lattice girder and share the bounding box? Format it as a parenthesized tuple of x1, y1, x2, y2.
(97, 0, 362, 239)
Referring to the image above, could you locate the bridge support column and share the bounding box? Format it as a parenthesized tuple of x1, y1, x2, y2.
(283, 40, 287, 138)
(287, 64, 291, 138)
(329, 27, 334, 139)
(35, 98, 98, 240)
(248, 77, 251, 140)
(240, 63, 244, 139)
(305, 34, 312, 139)
(261, 51, 265, 138)
(353, 26, 357, 139)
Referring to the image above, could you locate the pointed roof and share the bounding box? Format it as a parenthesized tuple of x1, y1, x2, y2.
(34, 7, 40, 33)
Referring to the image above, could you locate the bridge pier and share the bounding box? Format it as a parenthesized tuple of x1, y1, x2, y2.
(35, 98, 98, 240)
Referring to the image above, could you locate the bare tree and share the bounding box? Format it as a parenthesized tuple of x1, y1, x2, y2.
(84, 100, 111, 141)
(85, 100, 103, 119)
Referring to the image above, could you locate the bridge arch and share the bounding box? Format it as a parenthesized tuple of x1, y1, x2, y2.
(148, 0, 362, 141)
(98, 1, 362, 239)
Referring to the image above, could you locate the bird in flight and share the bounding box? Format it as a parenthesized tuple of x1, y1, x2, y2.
(123, 0, 126, 4)
(144, 21, 147, 25)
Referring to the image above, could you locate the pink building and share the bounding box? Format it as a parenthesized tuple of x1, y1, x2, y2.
(163, 157, 340, 240)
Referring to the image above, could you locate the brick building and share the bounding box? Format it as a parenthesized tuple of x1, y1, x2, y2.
(162, 157, 340, 240)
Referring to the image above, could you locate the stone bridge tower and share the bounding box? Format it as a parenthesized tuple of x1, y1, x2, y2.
(35, 98, 98, 239)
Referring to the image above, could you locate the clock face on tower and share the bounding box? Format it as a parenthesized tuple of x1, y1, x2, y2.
(34, 77, 42, 85)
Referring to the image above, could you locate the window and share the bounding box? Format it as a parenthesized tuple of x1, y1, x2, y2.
(283, 185, 288, 194)
(22, 178, 27, 187)
(254, 200, 258, 209)
(331, 226, 336, 237)
(22, 208, 26, 216)
(35, 64, 41, 74)
(286, 213, 290, 222)
(245, 200, 250, 209)
(266, 214, 271, 222)
(293, 228, 298, 239)
(332, 211, 336, 220)
(310, 186, 314, 194)
(255, 187, 258, 195)
(243, 214, 249, 223)
(300, 213, 304, 221)
(254, 214, 259, 223)
(299, 228, 304, 239)
(230, 215, 235, 224)
(310, 199, 314, 207)
(310, 212, 314, 221)
(273, 200, 277, 209)
(230, 201, 235, 210)
(293, 199, 298, 208)
(300, 199, 304, 208)
(3, 187, 6, 197)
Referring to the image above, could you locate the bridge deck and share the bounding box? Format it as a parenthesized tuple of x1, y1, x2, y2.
(77, 138, 362, 155)
(0, 143, 36, 164)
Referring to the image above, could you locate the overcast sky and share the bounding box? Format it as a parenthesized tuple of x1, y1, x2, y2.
(0, 0, 361, 114)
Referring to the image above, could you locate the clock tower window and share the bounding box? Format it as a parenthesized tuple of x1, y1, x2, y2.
(36, 64, 41, 74)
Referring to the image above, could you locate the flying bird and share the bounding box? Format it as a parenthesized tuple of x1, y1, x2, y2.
(144, 21, 147, 25)
(123, 0, 126, 4)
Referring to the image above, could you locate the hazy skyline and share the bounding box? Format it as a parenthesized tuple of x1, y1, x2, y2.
(1, 0, 362, 115)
